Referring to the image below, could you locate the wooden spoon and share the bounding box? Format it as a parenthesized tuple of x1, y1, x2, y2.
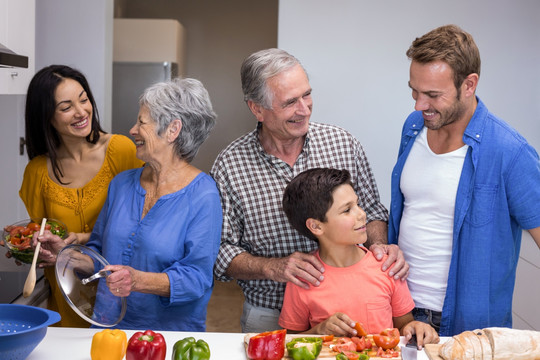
(23, 217, 47, 298)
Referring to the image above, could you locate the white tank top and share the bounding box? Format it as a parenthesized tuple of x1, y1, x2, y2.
(399, 127, 468, 311)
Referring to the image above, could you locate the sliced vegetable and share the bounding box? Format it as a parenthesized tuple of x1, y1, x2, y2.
(351, 336, 372, 351)
(90, 329, 127, 360)
(286, 337, 323, 360)
(126, 330, 166, 360)
(322, 334, 335, 343)
(172, 337, 210, 360)
(353, 322, 368, 337)
(247, 329, 287, 360)
(333, 337, 357, 353)
(373, 328, 400, 350)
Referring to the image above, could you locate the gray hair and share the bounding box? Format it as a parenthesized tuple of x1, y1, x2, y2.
(139, 78, 216, 162)
(241, 48, 306, 109)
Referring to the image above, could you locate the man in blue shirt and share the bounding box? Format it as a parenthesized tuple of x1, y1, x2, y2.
(389, 24, 540, 336)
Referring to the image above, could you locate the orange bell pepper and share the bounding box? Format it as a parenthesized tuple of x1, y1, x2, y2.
(90, 329, 128, 360)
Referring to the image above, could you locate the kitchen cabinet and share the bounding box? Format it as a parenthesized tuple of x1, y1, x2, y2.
(0, 0, 35, 94)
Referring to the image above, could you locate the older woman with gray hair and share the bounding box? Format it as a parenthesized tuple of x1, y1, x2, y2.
(38, 78, 222, 331)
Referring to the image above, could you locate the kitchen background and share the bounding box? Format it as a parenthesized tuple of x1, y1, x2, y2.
(0, 0, 538, 332)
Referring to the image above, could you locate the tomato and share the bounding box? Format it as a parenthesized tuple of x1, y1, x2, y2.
(9, 226, 25, 237)
(321, 334, 334, 342)
(45, 224, 52, 230)
(27, 222, 41, 232)
(351, 336, 371, 351)
(373, 328, 400, 350)
(353, 322, 368, 337)
(333, 338, 357, 353)
(376, 346, 400, 358)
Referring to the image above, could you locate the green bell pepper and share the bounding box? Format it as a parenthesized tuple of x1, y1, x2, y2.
(286, 337, 323, 360)
(172, 337, 210, 360)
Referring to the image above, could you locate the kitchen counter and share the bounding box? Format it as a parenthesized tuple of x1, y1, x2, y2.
(29, 327, 443, 359)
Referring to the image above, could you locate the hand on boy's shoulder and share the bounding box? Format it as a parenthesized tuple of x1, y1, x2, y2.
(368, 243, 409, 281)
(265, 251, 325, 290)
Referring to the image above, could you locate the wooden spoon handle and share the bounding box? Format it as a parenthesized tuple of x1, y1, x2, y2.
(22, 218, 47, 298)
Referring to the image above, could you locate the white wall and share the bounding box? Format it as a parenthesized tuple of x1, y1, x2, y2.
(278, 0, 540, 330)
(36, 0, 114, 131)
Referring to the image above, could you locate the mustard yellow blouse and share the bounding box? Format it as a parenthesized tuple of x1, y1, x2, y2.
(19, 134, 144, 327)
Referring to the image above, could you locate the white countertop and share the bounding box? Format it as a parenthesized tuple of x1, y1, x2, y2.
(28, 327, 439, 359)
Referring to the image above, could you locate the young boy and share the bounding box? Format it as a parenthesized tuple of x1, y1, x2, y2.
(279, 168, 439, 348)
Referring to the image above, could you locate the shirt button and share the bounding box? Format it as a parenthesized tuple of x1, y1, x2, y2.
(476, 134, 480, 138)
(413, 131, 418, 135)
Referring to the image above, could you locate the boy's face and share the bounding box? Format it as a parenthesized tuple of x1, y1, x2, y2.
(317, 184, 367, 245)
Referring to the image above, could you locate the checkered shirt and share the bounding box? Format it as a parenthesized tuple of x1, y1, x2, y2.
(210, 122, 389, 310)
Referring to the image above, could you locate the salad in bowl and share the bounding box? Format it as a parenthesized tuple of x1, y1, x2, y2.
(2, 219, 67, 264)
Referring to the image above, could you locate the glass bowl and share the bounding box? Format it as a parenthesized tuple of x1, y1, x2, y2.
(2, 218, 67, 264)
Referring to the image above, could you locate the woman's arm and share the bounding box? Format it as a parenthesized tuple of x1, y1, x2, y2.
(104, 265, 170, 297)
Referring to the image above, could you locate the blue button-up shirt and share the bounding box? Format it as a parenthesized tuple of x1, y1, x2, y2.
(87, 167, 223, 331)
(389, 98, 540, 336)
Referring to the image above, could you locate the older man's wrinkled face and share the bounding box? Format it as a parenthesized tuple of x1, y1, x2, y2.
(258, 64, 313, 141)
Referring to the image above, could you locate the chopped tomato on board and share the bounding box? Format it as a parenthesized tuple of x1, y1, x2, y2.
(373, 328, 400, 350)
(333, 337, 357, 353)
(376, 346, 400, 358)
(351, 336, 371, 351)
(321, 334, 334, 342)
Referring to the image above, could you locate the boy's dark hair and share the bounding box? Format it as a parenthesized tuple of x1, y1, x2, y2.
(282, 168, 353, 240)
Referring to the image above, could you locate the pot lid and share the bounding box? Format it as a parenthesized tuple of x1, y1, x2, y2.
(55, 244, 126, 327)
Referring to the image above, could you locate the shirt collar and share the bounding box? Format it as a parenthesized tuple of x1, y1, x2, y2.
(405, 96, 488, 146)
(462, 97, 488, 146)
(251, 121, 311, 158)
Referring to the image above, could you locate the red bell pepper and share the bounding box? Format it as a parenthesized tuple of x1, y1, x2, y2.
(126, 330, 167, 360)
(247, 329, 287, 360)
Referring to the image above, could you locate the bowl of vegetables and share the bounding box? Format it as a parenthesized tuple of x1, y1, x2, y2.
(2, 218, 67, 264)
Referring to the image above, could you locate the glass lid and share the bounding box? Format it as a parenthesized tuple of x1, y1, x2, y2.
(55, 244, 126, 327)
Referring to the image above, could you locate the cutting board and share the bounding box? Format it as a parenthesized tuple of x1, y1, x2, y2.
(244, 333, 402, 359)
(424, 344, 444, 360)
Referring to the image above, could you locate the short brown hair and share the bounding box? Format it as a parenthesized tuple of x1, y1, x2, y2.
(282, 168, 352, 241)
(406, 24, 481, 90)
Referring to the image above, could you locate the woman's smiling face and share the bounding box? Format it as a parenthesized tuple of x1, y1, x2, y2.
(130, 105, 167, 163)
(52, 78, 93, 138)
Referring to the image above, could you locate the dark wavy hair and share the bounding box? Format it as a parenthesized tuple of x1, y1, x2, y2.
(25, 65, 105, 183)
(283, 168, 353, 241)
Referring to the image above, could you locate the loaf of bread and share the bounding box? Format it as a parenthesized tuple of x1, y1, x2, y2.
(439, 327, 540, 360)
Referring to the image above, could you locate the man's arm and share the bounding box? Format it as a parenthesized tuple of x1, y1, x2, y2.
(225, 251, 325, 290)
(529, 226, 540, 249)
(365, 220, 388, 247)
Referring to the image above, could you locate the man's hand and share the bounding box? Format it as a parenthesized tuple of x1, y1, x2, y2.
(264, 252, 325, 289)
(369, 243, 409, 280)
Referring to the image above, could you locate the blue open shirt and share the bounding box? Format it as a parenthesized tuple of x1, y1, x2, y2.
(389, 98, 540, 336)
(87, 167, 223, 331)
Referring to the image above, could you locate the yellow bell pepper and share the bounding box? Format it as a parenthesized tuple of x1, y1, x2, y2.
(91, 329, 128, 360)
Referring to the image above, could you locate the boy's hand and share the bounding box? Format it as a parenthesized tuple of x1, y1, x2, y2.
(311, 312, 358, 336)
(401, 321, 440, 349)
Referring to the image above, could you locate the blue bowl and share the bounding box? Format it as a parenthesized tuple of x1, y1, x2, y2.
(0, 304, 61, 360)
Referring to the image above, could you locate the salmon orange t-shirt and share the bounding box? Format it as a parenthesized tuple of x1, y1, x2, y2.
(278, 247, 415, 334)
